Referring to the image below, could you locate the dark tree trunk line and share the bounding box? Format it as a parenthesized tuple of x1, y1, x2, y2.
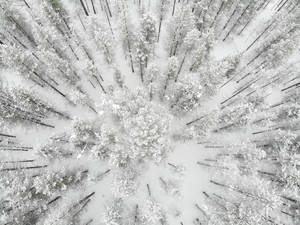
(223, 3, 252, 41)
(80, 0, 89, 16)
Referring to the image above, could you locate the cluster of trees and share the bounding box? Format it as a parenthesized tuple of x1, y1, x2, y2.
(179, 3, 300, 224)
(194, 128, 300, 224)
(103, 88, 171, 164)
(103, 198, 166, 225)
(35, 87, 172, 223)
(0, 164, 92, 225)
(0, 86, 68, 128)
(41, 88, 171, 166)
(191, 0, 267, 41)
(0, 0, 300, 224)
(0, 0, 109, 108)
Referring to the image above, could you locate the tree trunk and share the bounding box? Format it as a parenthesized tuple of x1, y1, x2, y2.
(78, 13, 87, 30)
(147, 184, 151, 196)
(210, 1, 224, 28)
(222, 5, 238, 31)
(186, 115, 207, 126)
(1, 165, 47, 171)
(23, 0, 30, 8)
(176, 49, 188, 81)
(157, 17, 163, 41)
(223, 3, 252, 41)
(104, 7, 114, 35)
(220, 77, 260, 104)
(244, 22, 274, 52)
(172, 0, 176, 16)
(173, 41, 179, 56)
(93, 75, 106, 94)
(0, 133, 16, 138)
(105, 0, 112, 17)
(140, 59, 144, 82)
(91, 0, 96, 14)
(79, 0, 89, 16)
(134, 205, 139, 224)
(47, 196, 62, 205)
(127, 39, 135, 73)
(98, 0, 104, 11)
(236, 60, 266, 83)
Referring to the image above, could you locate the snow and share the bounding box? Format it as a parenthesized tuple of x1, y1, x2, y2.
(1, 0, 300, 224)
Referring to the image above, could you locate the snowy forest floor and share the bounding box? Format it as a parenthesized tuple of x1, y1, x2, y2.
(1, 0, 300, 224)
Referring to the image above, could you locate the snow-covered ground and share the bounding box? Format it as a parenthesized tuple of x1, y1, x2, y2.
(1, 0, 300, 224)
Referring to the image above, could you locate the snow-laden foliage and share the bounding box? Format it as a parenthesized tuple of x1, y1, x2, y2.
(0, 0, 300, 224)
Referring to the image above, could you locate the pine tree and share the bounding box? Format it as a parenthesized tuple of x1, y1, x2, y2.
(87, 18, 115, 64)
(118, 1, 136, 73)
(168, 73, 202, 114)
(156, 0, 170, 41)
(161, 56, 179, 99)
(135, 13, 157, 82)
(166, 5, 194, 57)
(145, 63, 160, 100)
